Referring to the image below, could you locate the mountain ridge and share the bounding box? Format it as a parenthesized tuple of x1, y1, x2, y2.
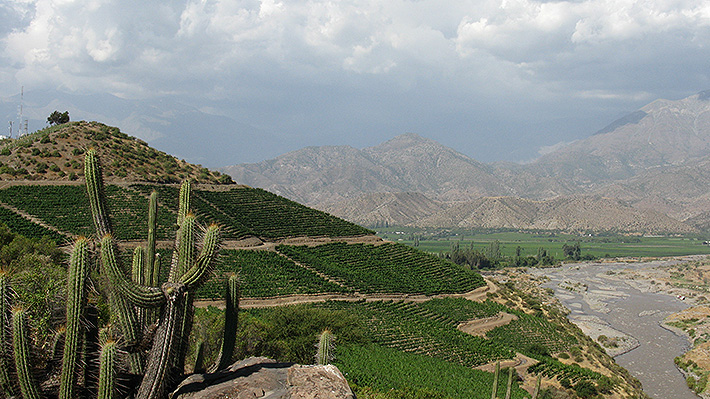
(224, 91, 710, 233)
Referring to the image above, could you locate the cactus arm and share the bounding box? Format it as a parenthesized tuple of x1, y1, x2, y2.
(12, 307, 40, 399)
(59, 237, 90, 399)
(136, 283, 187, 399)
(146, 191, 158, 287)
(133, 246, 150, 328)
(0, 272, 15, 397)
(179, 224, 220, 288)
(98, 341, 117, 399)
(84, 149, 112, 237)
(532, 374, 541, 399)
(168, 214, 195, 283)
(100, 235, 165, 308)
(215, 275, 240, 371)
(177, 180, 191, 227)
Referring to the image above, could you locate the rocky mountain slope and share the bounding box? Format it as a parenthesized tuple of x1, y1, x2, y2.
(324, 193, 696, 233)
(224, 91, 710, 233)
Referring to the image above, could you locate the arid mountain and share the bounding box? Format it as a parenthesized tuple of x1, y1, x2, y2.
(510, 90, 710, 196)
(223, 91, 710, 233)
(325, 194, 696, 233)
(223, 134, 511, 205)
(319, 192, 446, 227)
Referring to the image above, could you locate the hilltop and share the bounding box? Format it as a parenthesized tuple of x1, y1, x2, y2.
(0, 121, 233, 184)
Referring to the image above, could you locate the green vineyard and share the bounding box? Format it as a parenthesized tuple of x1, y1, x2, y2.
(336, 344, 530, 399)
(197, 249, 353, 298)
(0, 184, 373, 241)
(277, 242, 485, 295)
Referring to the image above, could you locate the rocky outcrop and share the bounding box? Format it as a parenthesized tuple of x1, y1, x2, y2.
(170, 357, 355, 399)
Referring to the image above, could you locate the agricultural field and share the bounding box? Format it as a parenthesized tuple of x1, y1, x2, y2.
(0, 183, 373, 241)
(277, 242, 485, 295)
(336, 344, 530, 399)
(379, 227, 710, 259)
(197, 249, 352, 299)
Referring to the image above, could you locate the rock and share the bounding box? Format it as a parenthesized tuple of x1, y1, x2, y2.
(170, 357, 355, 399)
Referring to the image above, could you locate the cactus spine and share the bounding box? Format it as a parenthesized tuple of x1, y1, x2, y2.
(59, 237, 90, 399)
(316, 329, 336, 366)
(12, 307, 40, 399)
(215, 275, 240, 371)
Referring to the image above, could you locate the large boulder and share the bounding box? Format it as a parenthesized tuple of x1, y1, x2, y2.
(170, 357, 356, 399)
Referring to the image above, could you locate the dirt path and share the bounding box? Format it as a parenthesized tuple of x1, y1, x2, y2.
(457, 312, 518, 336)
(196, 278, 497, 309)
(0, 200, 76, 239)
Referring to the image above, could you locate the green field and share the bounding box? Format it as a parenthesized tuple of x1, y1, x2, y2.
(378, 228, 710, 259)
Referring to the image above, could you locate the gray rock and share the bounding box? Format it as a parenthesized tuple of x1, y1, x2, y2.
(170, 357, 355, 399)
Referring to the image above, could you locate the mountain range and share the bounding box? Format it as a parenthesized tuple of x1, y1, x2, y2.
(223, 90, 710, 233)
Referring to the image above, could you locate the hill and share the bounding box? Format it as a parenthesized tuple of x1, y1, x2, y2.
(0, 121, 233, 184)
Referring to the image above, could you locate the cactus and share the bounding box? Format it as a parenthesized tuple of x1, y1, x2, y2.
(532, 374, 541, 399)
(98, 340, 117, 399)
(0, 271, 14, 397)
(84, 150, 221, 399)
(12, 307, 40, 399)
(491, 361, 500, 399)
(193, 341, 206, 374)
(504, 367, 513, 399)
(0, 149, 224, 399)
(316, 329, 336, 365)
(214, 274, 240, 371)
(59, 237, 90, 399)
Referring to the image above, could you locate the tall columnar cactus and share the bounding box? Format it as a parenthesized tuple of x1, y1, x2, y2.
(532, 374, 541, 399)
(504, 367, 513, 399)
(0, 271, 14, 397)
(316, 329, 336, 366)
(59, 237, 90, 399)
(12, 307, 40, 399)
(84, 149, 221, 399)
(214, 274, 240, 371)
(491, 361, 500, 399)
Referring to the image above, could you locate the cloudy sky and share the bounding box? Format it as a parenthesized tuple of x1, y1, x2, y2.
(1, 0, 709, 166)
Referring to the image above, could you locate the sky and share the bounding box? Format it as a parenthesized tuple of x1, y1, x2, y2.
(1, 0, 709, 167)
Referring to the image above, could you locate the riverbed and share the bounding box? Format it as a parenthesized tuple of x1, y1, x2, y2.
(530, 260, 696, 399)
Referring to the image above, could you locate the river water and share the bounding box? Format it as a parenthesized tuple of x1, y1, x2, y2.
(530, 261, 696, 399)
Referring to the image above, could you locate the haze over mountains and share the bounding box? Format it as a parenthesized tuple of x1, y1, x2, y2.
(223, 91, 710, 233)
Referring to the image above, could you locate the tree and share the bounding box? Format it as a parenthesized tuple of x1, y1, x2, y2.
(47, 111, 70, 126)
(562, 242, 582, 260)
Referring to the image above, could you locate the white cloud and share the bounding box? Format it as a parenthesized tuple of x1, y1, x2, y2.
(1, 0, 709, 163)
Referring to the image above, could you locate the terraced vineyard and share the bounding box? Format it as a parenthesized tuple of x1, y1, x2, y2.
(277, 242, 484, 295)
(0, 206, 67, 242)
(336, 344, 530, 399)
(0, 183, 372, 241)
(320, 300, 511, 366)
(197, 249, 353, 298)
(318, 298, 598, 385)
